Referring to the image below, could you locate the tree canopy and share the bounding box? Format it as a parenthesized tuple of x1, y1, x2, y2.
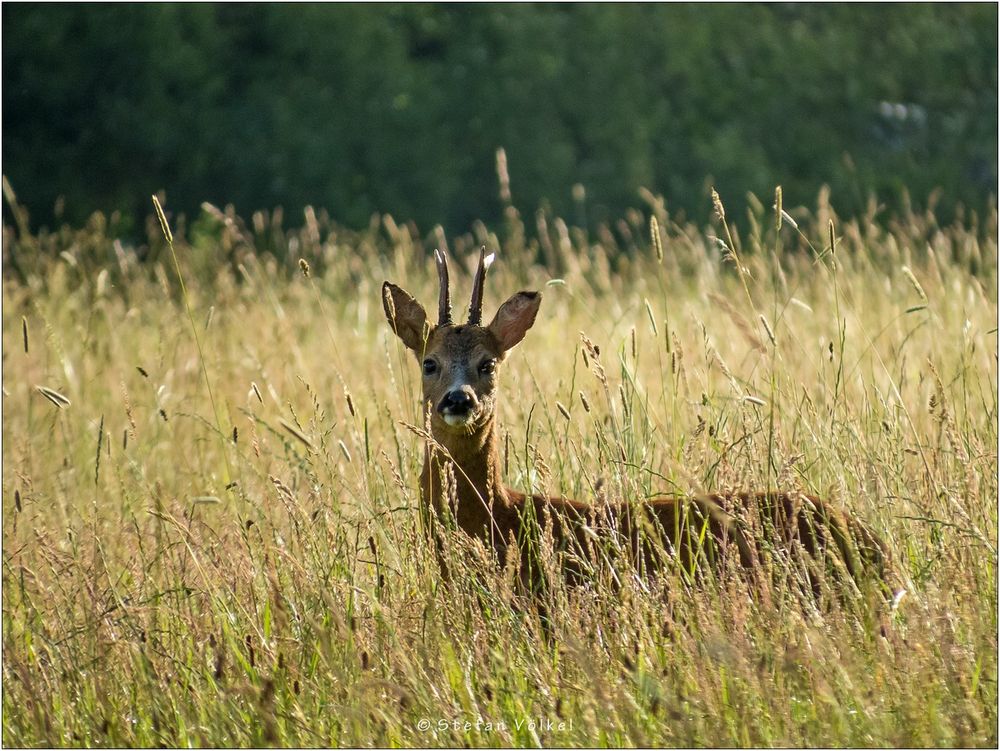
(3, 4, 996, 234)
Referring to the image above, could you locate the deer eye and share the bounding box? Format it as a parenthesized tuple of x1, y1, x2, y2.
(422, 359, 437, 376)
(477, 358, 496, 376)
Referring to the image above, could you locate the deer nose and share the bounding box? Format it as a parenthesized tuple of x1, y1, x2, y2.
(438, 389, 475, 416)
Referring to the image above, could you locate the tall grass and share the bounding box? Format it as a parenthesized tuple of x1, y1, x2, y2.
(3, 190, 997, 746)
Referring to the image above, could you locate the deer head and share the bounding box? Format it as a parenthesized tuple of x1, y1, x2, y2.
(382, 247, 541, 434)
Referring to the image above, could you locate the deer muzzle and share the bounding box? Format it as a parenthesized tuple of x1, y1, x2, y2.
(438, 388, 477, 426)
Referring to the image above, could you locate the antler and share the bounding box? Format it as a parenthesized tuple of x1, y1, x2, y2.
(434, 248, 451, 326)
(468, 245, 494, 326)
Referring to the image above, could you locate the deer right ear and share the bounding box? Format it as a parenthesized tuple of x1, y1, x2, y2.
(382, 282, 429, 352)
(488, 291, 541, 353)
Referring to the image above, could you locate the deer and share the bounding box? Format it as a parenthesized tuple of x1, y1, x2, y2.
(382, 247, 897, 611)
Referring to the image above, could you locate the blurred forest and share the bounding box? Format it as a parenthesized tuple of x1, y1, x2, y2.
(3, 3, 997, 236)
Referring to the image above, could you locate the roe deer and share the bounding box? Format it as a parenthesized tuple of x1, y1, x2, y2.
(383, 248, 895, 604)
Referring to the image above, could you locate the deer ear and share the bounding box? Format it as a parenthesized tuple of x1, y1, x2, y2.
(382, 282, 429, 352)
(488, 291, 541, 352)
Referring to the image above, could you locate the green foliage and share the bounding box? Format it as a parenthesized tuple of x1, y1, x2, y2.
(3, 4, 997, 234)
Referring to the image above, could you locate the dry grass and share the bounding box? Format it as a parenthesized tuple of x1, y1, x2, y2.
(2, 192, 997, 746)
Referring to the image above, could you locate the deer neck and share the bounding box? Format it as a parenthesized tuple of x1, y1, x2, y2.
(420, 413, 509, 520)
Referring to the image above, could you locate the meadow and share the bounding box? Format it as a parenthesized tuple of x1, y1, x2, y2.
(2, 188, 997, 746)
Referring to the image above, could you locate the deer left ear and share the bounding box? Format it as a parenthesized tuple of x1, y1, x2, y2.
(488, 291, 541, 352)
(382, 281, 429, 352)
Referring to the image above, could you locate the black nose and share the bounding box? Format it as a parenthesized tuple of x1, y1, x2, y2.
(438, 390, 474, 415)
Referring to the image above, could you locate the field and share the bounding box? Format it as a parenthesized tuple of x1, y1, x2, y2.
(3, 191, 997, 746)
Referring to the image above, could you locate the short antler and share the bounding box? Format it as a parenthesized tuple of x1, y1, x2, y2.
(468, 245, 494, 326)
(435, 248, 451, 326)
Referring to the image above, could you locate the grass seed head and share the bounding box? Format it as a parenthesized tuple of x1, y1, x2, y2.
(338, 439, 352, 463)
(35, 385, 70, 408)
(650, 214, 663, 262)
(279, 418, 313, 450)
(711, 187, 726, 222)
(901, 265, 928, 301)
(775, 185, 783, 231)
(151, 194, 173, 245)
(759, 314, 776, 346)
(644, 298, 658, 335)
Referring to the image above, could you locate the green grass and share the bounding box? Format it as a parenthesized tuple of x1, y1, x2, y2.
(3, 191, 997, 746)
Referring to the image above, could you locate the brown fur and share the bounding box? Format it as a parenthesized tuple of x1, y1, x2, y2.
(383, 276, 892, 600)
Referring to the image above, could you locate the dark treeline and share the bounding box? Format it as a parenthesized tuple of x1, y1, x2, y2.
(3, 3, 996, 237)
